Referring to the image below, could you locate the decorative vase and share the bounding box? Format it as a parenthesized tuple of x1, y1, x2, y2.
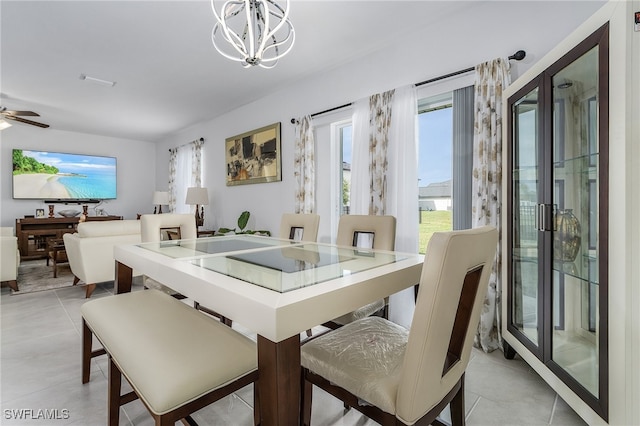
(554, 209, 581, 262)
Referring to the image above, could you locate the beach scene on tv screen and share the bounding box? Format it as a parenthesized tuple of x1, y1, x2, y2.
(12, 149, 116, 200)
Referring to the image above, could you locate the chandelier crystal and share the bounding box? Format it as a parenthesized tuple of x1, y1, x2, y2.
(210, 0, 295, 69)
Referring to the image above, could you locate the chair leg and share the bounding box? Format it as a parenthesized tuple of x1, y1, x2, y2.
(81, 319, 92, 384)
(108, 356, 122, 426)
(450, 376, 466, 426)
(253, 382, 261, 426)
(73, 275, 80, 286)
(85, 283, 96, 298)
(300, 370, 313, 426)
(7, 280, 18, 292)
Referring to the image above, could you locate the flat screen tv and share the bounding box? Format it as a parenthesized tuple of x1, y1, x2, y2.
(12, 149, 117, 201)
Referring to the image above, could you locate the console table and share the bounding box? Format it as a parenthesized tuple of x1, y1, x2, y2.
(16, 215, 122, 260)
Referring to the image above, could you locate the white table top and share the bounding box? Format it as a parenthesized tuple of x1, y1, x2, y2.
(114, 234, 424, 342)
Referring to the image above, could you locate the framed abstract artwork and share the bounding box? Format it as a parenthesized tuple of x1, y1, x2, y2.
(225, 122, 281, 186)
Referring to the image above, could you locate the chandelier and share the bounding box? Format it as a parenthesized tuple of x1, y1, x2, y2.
(210, 0, 295, 69)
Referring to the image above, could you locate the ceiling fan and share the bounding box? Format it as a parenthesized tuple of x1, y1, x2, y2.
(1, 107, 49, 128)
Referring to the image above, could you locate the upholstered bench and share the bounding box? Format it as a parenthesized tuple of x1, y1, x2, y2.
(81, 290, 259, 425)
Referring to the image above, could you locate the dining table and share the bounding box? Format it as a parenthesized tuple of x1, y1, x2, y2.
(113, 234, 424, 426)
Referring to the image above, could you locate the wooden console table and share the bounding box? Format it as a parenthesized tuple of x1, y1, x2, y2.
(16, 215, 122, 260)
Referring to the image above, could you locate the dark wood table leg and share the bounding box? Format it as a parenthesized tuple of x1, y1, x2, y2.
(257, 334, 301, 426)
(114, 261, 133, 294)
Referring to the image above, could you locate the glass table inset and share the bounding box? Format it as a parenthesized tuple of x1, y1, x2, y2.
(136, 235, 407, 293)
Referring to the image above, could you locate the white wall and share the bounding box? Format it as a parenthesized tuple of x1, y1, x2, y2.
(0, 125, 156, 227)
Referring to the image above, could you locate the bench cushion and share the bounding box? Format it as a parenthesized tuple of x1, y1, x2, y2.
(81, 290, 257, 415)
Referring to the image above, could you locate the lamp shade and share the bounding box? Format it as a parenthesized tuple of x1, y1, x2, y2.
(152, 191, 170, 205)
(185, 187, 209, 205)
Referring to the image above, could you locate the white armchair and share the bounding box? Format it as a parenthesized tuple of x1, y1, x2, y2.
(1, 227, 20, 291)
(63, 220, 142, 298)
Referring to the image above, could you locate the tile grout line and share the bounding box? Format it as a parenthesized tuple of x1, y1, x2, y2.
(55, 288, 82, 337)
(548, 393, 559, 425)
(466, 395, 482, 421)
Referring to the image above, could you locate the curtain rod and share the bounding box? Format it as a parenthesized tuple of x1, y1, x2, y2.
(168, 137, 204, 152)
(290, 50, 526, 124)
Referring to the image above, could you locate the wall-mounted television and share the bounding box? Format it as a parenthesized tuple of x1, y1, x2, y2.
(12, 149, 117, 202)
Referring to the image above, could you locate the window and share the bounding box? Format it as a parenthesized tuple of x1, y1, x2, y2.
(339, 123, 352, 215)
(331, 87, 471, 253)
(417, 92, 453, 253)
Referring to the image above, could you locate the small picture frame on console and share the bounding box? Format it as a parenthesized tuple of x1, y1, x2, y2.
(35, 208, 45, 218)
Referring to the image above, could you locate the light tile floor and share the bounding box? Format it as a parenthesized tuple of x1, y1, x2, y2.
(1, 278, 588, 425)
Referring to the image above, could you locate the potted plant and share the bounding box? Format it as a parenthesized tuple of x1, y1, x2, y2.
(217, 211, 271, 236)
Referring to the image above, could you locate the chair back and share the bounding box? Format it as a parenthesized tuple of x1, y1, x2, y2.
(140, 214, 197, 243)
(335, 215, 396, 250)
(278, 213, 320, 242)
(395, 226, 498, 424)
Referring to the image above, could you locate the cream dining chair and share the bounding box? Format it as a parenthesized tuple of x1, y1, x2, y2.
(300, 226, 498, 426)
(140, 213, 196, 299)
(278, 213, 320, 242)
(140, 214, 231, 325)
(322, 214, 396, 329)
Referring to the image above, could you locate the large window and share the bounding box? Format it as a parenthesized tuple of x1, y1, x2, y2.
(335, 88, 469, 254)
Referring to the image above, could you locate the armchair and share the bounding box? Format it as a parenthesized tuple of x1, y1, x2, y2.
(63, 220, 142, 298)
(1, 227, 19, 291)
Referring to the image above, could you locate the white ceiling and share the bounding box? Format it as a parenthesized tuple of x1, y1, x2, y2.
(1, 0, 606, 142)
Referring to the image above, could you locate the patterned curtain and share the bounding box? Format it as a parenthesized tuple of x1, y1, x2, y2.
(168, 148, 178, 212)
(368, 89, 395, 215)
(192, 138, 204, 188)
(293, 115, 315, 213)
(472, 58, 511, 352)
(169, 138, 204, 214)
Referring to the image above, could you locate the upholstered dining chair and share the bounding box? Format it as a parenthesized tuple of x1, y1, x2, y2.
(300, 226, 498, 426)
(140, 213, 197, 243)
(322, 214, 396, 329)
(140, 214, 231, 325)
(140, 213, 195, 298)
(279, 213, 320, 242)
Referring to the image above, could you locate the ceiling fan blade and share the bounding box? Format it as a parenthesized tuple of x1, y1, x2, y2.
(4, 115, 49, 128)
(1, 110, 40, 117)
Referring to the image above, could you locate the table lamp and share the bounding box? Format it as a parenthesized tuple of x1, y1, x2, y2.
(152, 191, 170, 214)
(185, 187, 209, 227)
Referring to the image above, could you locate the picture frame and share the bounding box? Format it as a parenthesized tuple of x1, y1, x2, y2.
(35, 208, 45, 218)
(225, 122, 281, 186)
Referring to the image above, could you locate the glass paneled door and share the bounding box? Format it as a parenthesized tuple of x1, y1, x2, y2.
(510, 84, 542, 348)
(506, 23, 608, 420)
(551, 44, 600, 398)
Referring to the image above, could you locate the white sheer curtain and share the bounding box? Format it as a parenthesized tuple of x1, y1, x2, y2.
(472, 58, 511, 352)
(387, 85, 418, 253)
(350, 97, 370, 215)
(168, 139, 204, 214)
(348, 86, 419, 327)
(386, 85, 419, 328)
(294, 115, 315, 213)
